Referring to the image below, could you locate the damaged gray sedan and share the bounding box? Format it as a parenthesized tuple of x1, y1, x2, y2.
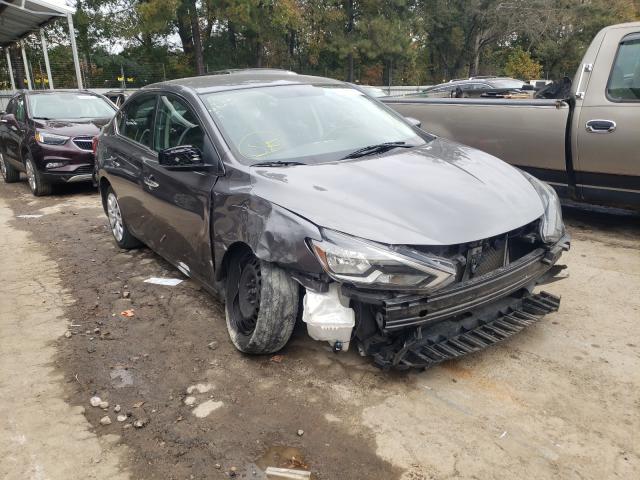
(95, 70, 569, 369)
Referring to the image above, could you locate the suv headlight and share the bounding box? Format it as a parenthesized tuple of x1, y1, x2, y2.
(309, 229, 457, 291)
(35, 131, 70, 145)
(521, 171, 564, 243)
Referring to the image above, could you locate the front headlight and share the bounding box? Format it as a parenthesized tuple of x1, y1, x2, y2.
(35, 131, 70, 145)
(309, 229, 457, 291)
(522, 171, 564, 243)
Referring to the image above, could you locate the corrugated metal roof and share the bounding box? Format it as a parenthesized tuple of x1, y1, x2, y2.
(0, 0, 72, 46)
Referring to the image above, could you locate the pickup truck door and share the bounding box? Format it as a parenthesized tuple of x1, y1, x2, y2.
(140, 93, 219, 283)
(574, 28, 640, 208)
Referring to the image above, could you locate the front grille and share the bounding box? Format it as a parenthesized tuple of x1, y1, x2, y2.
(73, 136, 93, 151)
(72, 165, 94, 174)
(466, 237, 507, 277)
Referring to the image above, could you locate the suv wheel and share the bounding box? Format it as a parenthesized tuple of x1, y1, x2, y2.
(225, 251, 298, 354)
(25, 155, 52, 196)
(106, 187, 142, 249)
(0, 153, 20, 183)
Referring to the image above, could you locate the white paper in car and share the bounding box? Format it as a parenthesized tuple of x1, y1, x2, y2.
(144, 277, 183, 286)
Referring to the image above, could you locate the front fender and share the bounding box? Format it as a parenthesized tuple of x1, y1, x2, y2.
(212, 186, 324, 280)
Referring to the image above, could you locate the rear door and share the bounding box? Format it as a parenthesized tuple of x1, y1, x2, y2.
(105, 93, 158, 239)
(575, 28, 640, 208)
(140, 92, 220, 282)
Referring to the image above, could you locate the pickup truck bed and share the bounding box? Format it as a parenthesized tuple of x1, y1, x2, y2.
(384, 21, 640, 211)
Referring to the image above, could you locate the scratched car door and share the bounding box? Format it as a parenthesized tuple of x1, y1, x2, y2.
(140, 93, 219, 282)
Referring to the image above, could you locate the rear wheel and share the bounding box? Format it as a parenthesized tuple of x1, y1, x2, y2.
(106, 187, 142, 249)
(225, 250, 298, 354)
(0, 153, 20, 183)
(25, 154, 52, 196)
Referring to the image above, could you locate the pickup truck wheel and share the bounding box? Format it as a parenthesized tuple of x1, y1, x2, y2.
(225, 251, 298, 354)
(25, 155, 52, 196)
(106, 187, 142, 249)
(0, 154, 20, 183)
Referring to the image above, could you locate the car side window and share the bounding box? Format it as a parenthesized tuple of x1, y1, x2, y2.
(15, 96, 26, 122)
(607, 34, 640, 102)
(5, 99, 16, 115)
(153, 95, 204, 152)
(119, 95, 157, 148)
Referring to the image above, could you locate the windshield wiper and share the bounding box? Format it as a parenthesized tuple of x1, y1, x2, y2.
(341, 141, 413, 159)
(251, 161, 306, 167)
(33, 116, 51, 120)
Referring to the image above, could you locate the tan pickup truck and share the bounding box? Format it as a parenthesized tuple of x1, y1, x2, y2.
(384, 22, 640, 211)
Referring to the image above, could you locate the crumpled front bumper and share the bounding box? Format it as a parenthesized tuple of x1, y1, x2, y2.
(345, 234, 570, 332)
(343, 234, 570, 369)
(372, 290, 560, 369)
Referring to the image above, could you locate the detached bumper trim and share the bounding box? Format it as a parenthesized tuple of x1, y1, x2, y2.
(373, 291, 560, 370)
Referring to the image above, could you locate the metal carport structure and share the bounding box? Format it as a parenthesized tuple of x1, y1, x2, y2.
(0, 0, 82, 90)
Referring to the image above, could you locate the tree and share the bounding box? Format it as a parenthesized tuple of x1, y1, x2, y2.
(504, 47, 542, 80)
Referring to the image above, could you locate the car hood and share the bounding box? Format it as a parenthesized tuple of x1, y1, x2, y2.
(251, 138, 545, 245)
(34, 118, 111, 137)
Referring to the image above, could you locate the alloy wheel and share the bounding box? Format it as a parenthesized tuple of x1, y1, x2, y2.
(107, 192, 124, 242)
(25, 159, 36, 192)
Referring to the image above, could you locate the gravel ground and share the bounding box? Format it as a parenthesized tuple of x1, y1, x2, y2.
(0, 180, 638, 480)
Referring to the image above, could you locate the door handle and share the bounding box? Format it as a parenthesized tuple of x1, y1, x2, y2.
(143, 175, 160, 189)
(585, 119, 616, 133)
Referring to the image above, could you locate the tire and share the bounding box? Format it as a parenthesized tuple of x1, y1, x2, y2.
(25, 154, 52, 196)
(0, 153, 20, 183)
(105, 187, 143, 249)
(225, 250, 299, 354)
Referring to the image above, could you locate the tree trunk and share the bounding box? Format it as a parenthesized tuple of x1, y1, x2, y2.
(346, 0, 355, 82)
(470, 32, 482, 77)
(347, 52, 354, 82)
(176, 2, 194, 60)
(186, 0, 205, 75)
(256, 40, 263, 67)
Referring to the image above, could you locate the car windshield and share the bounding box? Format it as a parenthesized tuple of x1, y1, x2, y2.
(201, 84, 429, 164)
(489, 79, 525, 89)
(29, 93, 115, 119)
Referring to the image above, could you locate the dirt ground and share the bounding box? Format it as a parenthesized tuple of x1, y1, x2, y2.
(0, 180, 638, 480)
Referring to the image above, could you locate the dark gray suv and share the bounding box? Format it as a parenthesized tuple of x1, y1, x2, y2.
(95, 70, 569, 369)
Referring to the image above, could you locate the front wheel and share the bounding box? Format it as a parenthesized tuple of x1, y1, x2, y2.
(106, 187, 142, 249)
(0, 153, 20, 183)
(25, 155, 52, 196)
(225, 251, 299, 354)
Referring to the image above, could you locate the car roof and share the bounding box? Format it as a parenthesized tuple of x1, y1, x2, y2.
(428, 77, 522, 89)
(19, 89, 101, 95)
(143, 69, 345, 94)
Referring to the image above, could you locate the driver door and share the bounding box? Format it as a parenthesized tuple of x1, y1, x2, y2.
(140, 93, 220, 283)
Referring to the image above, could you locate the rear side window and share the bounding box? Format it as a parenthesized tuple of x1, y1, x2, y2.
(153, 95, 204, 152)
(118, 95, 157, 148)
(607, 34, 640, 102)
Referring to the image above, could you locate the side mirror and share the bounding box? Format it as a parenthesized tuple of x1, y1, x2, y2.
(1, 113, 17, 127)
(405, 116, 422, 128)
(159, 145, 205, 169)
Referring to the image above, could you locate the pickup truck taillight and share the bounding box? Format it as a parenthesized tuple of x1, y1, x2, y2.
(92, 136, 99, 155)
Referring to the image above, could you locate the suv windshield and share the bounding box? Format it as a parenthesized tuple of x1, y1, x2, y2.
(29, 93, 115, 120)
(201, 84, 429, 164)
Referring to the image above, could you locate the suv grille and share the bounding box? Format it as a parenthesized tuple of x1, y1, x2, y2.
(73, 136, 93, 151)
